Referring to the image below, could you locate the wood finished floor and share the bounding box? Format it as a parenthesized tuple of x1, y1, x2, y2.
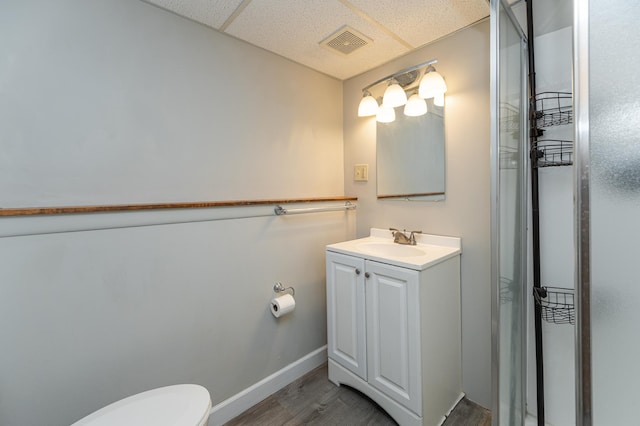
(223, 364, 491, 426)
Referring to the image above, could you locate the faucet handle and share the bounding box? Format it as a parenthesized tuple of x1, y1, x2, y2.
(409, 230, 422, 244)
(389, 228, 410, 244)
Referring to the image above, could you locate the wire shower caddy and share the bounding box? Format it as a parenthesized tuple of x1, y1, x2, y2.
(533, 286, 575, 325)
(532, 92, 573, 128)
(531, 139, 573, 167)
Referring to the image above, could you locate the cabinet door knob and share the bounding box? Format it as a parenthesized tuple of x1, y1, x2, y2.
(365, 272, 370, 278)
(355, 269, 361, 275)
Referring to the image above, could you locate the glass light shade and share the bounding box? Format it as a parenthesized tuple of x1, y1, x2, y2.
(418, 70, 447, 99)
(357, 93, 379, 117)
(382, 81, 407, 107)
(403, 93, 427, 116)
(433, 93, 445, 107)
(376, 105, 395, 123)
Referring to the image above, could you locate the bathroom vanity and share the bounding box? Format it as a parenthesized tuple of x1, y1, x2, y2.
(326, 228, 462, 426)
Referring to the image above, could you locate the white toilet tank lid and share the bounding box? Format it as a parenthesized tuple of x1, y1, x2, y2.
(72, 384, 211, 426)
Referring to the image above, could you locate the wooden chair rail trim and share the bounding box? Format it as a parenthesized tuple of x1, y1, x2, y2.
(0, 196, 358, 217)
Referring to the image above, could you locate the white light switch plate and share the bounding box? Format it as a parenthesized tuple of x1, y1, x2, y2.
(354, 164, 368, 181)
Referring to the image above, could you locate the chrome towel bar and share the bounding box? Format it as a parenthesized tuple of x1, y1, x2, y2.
(274, 201, 355, 216)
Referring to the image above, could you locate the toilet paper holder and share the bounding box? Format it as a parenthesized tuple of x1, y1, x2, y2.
(273, 282, 295, 296)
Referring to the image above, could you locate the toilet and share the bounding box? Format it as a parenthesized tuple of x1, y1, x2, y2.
(72, 384, 211, 426)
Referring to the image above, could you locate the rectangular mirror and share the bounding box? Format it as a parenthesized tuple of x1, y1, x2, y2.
(376, 98, 445, 199)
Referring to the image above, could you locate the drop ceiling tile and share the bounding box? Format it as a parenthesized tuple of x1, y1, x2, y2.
(142, 0, 245, 30)
(223, 0, 410, 80)
(348, 0, 489, 48)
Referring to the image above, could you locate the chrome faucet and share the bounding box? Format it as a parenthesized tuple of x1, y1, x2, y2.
(390, 228, 410, 244)
(389, 228, 422, 245)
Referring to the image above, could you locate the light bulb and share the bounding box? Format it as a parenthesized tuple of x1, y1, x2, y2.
(382, 80, 407, 108)
(418, 69, 447, 99)
(433, 93, 445, 107)
(357, 92, 379, 117)
(376, 105, 395, 123)
(404, 93, 427, 117)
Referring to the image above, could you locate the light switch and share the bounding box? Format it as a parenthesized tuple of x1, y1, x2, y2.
(354, 164, 368, 182)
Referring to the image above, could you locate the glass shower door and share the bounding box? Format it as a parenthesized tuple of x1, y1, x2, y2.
(491, 1, 527, 425)
(576, 1, 640, 424)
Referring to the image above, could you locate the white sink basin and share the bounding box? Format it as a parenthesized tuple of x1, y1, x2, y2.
(356, 242, 427, 258)
(327, 228, 461, 271)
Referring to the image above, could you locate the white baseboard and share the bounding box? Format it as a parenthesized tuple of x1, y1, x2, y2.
(441, 392, 466, 426)
(207, 346, 328, 426)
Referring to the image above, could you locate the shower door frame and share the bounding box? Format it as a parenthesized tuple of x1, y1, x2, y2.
(490, 0, 529, 425)
(573, 0, 592, 424)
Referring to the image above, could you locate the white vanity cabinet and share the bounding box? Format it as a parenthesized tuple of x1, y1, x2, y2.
(326, 252, 367, 380)
(365, 259, 422, 414)
(326, 229, 462, 426)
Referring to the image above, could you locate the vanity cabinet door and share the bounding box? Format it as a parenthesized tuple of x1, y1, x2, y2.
(365, 260, 421, 415)
(326, 252, 367, 380)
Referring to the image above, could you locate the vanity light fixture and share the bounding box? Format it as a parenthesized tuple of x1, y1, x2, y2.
(358, 91, 379, 117)
(382, 79, 408, 108)
(358, 58, 444, 123)
(404, 91, 428, 117)
(376, 104, 396, 123)
(418, 65, 448, 99)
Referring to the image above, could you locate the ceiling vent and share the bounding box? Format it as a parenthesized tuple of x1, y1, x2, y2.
(320, 26, 371, 56)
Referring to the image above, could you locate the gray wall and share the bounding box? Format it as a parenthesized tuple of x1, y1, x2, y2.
(0, 1, 350, 425)
(0, 0, 344, 206)
(342, 21, 492, 407)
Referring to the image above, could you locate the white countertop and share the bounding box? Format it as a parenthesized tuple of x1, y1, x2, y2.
(326, 228, 461, 271)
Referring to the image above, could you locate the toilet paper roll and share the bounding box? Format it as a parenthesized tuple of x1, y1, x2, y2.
(270, 293, 295, 318)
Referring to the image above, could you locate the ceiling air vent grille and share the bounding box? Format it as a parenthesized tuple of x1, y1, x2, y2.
(320, 26, 371, 56)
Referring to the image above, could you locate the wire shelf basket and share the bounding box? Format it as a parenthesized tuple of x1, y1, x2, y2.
(531, 139, 573, 168)
(533, 286, 575, 325)
(501, 103, 521, 133)
(500, 277, 515, 304)
(500, 145, 520, 170)
(532, 92, 573, 128)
